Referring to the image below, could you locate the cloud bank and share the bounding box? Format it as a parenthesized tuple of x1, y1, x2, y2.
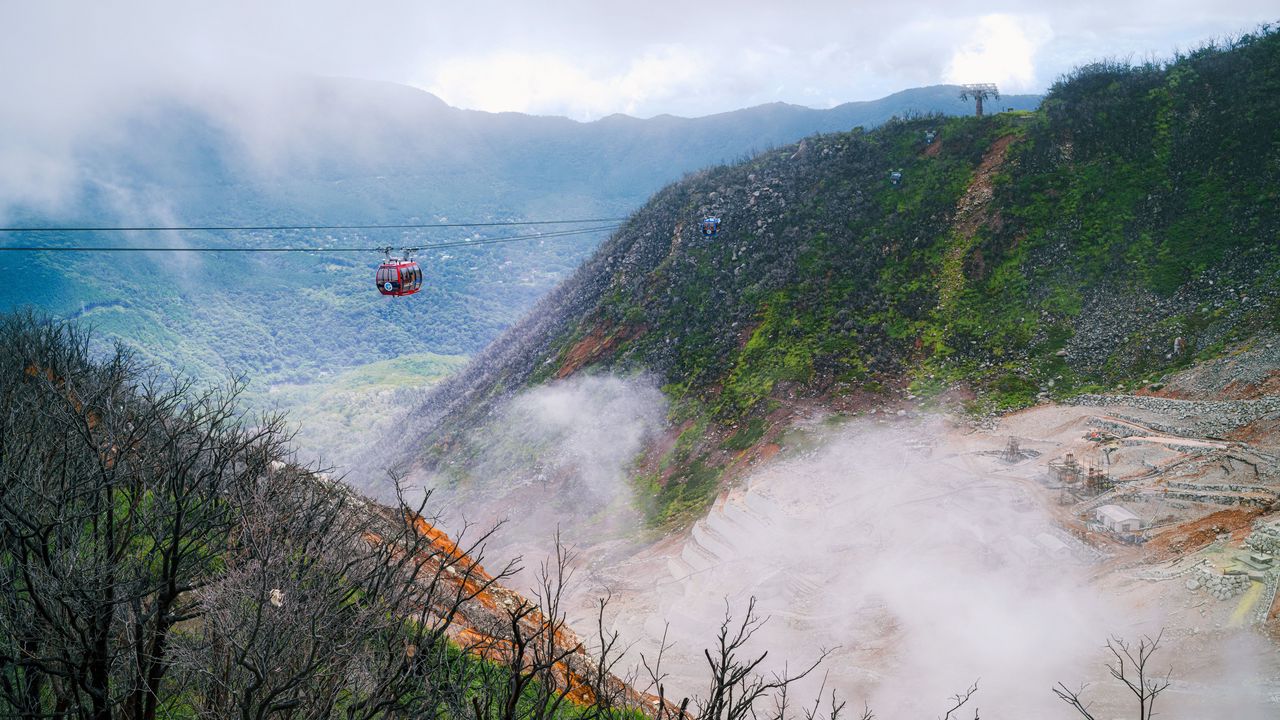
(3, 1, 1274, 217)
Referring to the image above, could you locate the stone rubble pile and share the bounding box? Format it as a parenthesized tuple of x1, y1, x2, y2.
(1185, 565, 1252, 601)
(1246, 519, 1280, 555)
(1068, 394, 1280, 438)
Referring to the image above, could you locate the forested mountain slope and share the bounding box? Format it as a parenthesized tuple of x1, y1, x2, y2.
(0, 81, 1035, 387)
(393, 29, 1280, 521)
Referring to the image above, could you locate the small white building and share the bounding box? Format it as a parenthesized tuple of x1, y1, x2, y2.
(1095, 504, 1142, 533)
(1035, 532, 1072, 559)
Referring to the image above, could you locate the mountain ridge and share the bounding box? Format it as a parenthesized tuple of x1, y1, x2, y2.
(386, 28, 1280, 524)
(0, 79, 1038, 392)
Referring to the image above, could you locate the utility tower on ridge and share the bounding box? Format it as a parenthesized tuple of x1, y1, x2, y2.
(959, 83, 1000, 117)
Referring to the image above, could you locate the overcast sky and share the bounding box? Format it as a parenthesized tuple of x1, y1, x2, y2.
(6, 1, 1276, 121)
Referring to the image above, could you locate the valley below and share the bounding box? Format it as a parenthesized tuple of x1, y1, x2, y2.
(407, 340, 1280, 718)
(7, 8, 1280, 720)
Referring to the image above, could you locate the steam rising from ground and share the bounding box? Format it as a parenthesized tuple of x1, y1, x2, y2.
(490, 374, 665, 510)
(417, 385, 1277, 716)
(580, 419, 1275, 717)
(418, 374, 666, 577)
(594, 420, 1132, 715)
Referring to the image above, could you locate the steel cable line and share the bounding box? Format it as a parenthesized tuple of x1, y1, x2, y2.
(0, 216, 628, 233)
(0, 224, 621, 253)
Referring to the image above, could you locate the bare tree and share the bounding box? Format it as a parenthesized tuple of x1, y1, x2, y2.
(1054, 631, 1171, 720)
(693, 597, 832, 720)
(0, 314, 632, 720)
(636, 597, 980, 720)
(0, 312, 1002, 720)
(0, 313, 289, 720)
(466, 538, 623, 720)
(939, 681, 979, 720)
(0, 314, 526, 720)
(173, 470, 519, 720)
(638, 623, 690, 720)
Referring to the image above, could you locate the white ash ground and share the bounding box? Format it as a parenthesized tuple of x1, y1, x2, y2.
(572, 401, 1280, 718)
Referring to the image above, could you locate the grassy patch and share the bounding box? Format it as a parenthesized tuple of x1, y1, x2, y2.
(647, 459, 722, 526)
(722, 415, 768, 452)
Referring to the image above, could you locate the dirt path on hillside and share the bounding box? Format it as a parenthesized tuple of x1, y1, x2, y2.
(938, 133, 1018, 310)
(952, 133, 1017, 237)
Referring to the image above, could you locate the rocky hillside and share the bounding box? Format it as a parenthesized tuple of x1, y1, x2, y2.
(390, 28, 1280, 523)
(0, 80, 1037, 392)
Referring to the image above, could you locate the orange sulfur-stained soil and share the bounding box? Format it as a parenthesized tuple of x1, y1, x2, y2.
(1139, 506, 1266, 563)
(360, 501, 671, 716)
(556, 321, 647, 379)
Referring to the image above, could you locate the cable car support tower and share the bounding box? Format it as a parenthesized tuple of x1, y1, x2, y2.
(958, 83, 1000, 117)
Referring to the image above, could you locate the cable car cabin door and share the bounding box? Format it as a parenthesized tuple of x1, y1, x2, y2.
(399, 263, 422, 295)
(376, 264, 397, 295)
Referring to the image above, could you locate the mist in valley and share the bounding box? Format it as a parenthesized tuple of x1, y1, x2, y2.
(597, 420, 1124, 717)
(6, 5, 1280, 717)
(406, 374, 667, 562)
(413, 375, 1278, 717)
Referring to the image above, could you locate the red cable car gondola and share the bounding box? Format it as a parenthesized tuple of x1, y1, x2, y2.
(375, 248, 423, 297)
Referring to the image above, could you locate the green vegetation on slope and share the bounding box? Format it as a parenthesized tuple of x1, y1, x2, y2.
(408, 26, 1280, 526)
(3, 83, 1037, 398)
(263, 352, 468, 470)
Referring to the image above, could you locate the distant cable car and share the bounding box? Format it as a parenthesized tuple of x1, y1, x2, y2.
(375, 248, 422, 297)
(701, 217, 721, 236)
(889, 170, 903, 186)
